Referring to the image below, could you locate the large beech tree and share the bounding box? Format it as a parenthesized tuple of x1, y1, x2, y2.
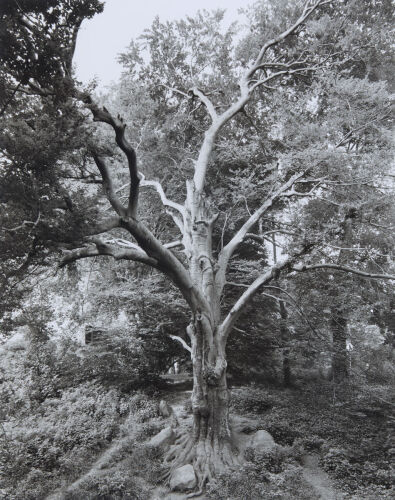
(1, 0, 394, 490)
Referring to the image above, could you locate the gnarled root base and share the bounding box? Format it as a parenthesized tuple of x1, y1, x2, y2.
(163, 428, 242, 497)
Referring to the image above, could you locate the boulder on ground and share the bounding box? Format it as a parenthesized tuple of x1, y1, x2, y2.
(159, 399, 173, 418)
(149, 426, 175, 449)
(170, 464, 197, 491)
(248, 429, 276, 452)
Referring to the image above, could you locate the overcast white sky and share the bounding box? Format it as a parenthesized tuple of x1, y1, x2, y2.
(74, 0, 249, 87)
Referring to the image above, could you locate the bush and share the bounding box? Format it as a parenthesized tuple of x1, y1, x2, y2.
(230, 387, 276, 414)
(64, 468, 145, 499)
(1, 383, 121, 481)
(126, 392, 159, 422)
(0, 384, 161, 498)
(322, 447, 393, 493)
(265, 423, 302, 446)
(207, 440, 311, 500)
(207, 463, 319, 500)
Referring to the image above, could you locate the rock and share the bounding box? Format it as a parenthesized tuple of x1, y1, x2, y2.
(248, 429, 276, 452)
(149, 426, 175, 449)
(170, 464, 197, 491)
(159, 399, 173, 418)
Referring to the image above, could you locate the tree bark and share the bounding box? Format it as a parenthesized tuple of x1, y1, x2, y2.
(190, 324, 230, 447)
(186, 181, 231, 446)
(165, 183, 238, 488)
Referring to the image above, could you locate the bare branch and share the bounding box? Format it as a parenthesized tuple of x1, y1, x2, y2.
(190, 2, 330, 193)
(119, 216, 210, 314)
(3, 211, 41, 232)
(140, 176, 185, 217)
(164, 240, 184, 250)
(158, 83, 191, 99)
(169, 335, 192, 354)
(246, 0, 330, 80)
(293, 263, 395, 280)
(60, 241, 158, 268)
(91, 153, 126, 216)
(76, 93, 140, 217)
(217, 173, 305, 287)
(189, 87, 218, 121)
(225, 281, 249, 288)
(219, 256, 297, 342)
(250, 66, 317, 92)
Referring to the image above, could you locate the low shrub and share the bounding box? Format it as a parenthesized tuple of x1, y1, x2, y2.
(0, 384, 161, 498)
(126, 392, 159, 422)
(244, 444, 303, 474)
(230, 387, 277, 414)
(322, 447, 393, 493)
(64, 468, 145, 499)
(207, 463, 319, 500)
(265, 422, 302, 446)
(207, 440, 310, 500)
(127, 443, 165, 485)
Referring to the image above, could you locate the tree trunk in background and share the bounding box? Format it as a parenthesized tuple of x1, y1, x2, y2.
(330, 213, 354, 383)
(331, 312, 348, 382)
(279, 299, 292, 387)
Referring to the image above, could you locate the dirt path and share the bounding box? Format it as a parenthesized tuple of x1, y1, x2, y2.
(302, 453, 344, 500)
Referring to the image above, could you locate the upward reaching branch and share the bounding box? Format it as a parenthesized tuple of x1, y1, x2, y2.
(216, 172, 305, 292)
(189, 87, 218, 122)
(91, 153, 126, 216)
(77, 93, 140, 217)
(191, 0, 330, 193)
(218, 256, 294, 342)
(140, 176, 186, 218)
(246, 0, 330, 80)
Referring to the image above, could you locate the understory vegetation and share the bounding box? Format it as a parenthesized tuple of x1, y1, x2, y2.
(1, 327, 393, 499)
(224, 384, 394, 499)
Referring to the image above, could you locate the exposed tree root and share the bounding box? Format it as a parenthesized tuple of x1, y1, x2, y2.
(163, 427, 242, 495)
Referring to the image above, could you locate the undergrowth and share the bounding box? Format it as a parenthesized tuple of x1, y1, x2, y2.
(0, 384, 162, 499)
(229, 382, 394, 499)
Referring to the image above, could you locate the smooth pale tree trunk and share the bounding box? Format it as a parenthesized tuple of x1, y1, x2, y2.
(170, 181, 236, 482)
